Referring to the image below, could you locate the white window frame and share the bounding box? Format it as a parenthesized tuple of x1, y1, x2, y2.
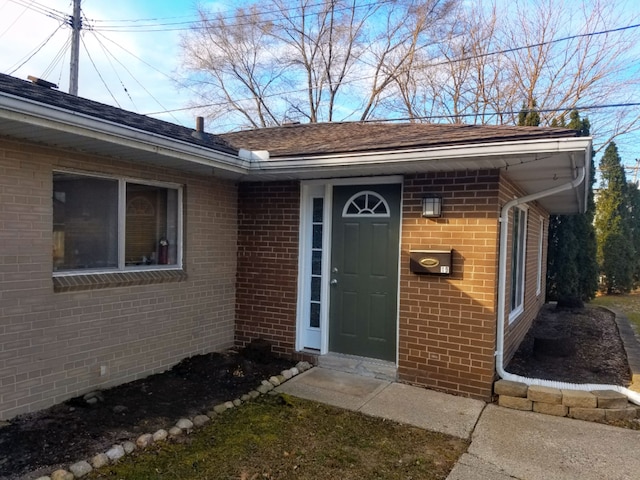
(52, 169, 183, 276)
(536, 216, 544, 296)
(509, 205, 528, 323)
(295, 184, 328, 351)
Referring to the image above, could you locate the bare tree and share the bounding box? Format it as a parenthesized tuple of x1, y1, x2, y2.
(181, 0, 640, 153)
(393, 1, 504, 123)
(180, 0, 458, 128)
(394, 0, 640, 151)
(180, 6, 287, 128)
(500, 0, 640, 148)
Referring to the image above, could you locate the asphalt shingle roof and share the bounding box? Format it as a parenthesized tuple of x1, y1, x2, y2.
(219, 122, 580, 158)
(1, 73, 579, 160)
(0, 73, 237, 154)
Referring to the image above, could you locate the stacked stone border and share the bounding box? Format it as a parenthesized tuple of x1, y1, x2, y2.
(495, 380, 640, 422)
(32, 361, 313, 480)
(494, 307, 640, 424)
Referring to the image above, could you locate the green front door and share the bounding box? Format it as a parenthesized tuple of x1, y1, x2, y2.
(329, 184, 401, 361)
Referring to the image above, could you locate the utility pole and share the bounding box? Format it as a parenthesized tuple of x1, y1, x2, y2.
(69, 0, 82, 96)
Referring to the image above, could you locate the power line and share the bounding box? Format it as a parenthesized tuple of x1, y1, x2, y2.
(0, 0, 31, 39)
(88, 27, 183, 125)
(88, 13, 200, 23)
(8, 23, 65, 74)
(80, 33, 120, 107)
(41, 33, 71, 79)
(376, 103, 640, 124)
(5, 0, 639, 142)
(143, 21, 640, 116)
(92, 30, 214, 108)
(144, 100, 640, 121)
(83, 0, 396, 33)
(7, 0, 67, 22)
(89, 20, 137, 111)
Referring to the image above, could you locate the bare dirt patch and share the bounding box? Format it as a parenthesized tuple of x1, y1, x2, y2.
(507, 304, 631, 385)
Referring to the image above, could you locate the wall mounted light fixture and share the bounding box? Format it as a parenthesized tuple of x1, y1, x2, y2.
(422, 196, 442, 218)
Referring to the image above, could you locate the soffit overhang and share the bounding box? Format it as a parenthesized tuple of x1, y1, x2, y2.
(0, 92, 591, 214)
(239, 137, 591, 214)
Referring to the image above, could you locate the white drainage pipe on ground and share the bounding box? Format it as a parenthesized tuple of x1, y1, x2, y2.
(495, 165, 640, 406)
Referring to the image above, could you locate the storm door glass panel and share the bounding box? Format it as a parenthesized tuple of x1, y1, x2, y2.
(53, 173, 118, 271)
(309, 197, 324, 328)
(125, 183, 178, 266)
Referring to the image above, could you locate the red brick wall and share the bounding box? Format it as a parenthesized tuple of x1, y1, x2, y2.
(234, 173, 549, 401)
(235, 181, 300, 357)
(0, 137, 238, 420)
(399, 171, 501, 400)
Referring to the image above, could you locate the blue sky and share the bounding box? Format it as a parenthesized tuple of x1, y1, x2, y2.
(0, 0, 229, 127)
(1, 0, 639, 179)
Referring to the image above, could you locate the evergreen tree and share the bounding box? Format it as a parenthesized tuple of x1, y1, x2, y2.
(517, 101, 541, 127)
(595, 142, 634, 293)
(625, 181, 640, 288)
(566, 111, 598, 301)
(544, 111, 598, 306)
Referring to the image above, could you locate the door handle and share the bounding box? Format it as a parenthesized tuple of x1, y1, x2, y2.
(330, 279, 338, 285)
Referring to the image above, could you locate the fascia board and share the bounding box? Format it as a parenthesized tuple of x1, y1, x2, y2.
(0, 90, 592, 180)
(0, 93, 250, 174)
(247, 137, 592, 173)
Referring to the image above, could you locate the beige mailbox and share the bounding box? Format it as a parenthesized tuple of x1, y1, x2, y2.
(409, 250, 452, 275)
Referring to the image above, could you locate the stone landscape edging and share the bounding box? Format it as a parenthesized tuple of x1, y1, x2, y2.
(609, 306, 640, 388)
(494, 307, 640, 423)
(33, 361, 313, 480)
(495, 379, 640, 422)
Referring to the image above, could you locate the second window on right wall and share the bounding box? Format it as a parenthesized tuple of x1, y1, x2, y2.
(536, 216, 544, 296)
(510, 206, 528, 321)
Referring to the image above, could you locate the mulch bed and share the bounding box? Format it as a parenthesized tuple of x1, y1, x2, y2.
(507, 304, 631, 385)
(0, 304, 633, 479)
(0, 348, 293, 480)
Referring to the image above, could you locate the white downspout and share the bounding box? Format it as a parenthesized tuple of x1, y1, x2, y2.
(496, 165, 640, 405)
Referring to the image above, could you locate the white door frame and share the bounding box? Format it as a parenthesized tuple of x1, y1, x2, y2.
(295, 176, 403, 357)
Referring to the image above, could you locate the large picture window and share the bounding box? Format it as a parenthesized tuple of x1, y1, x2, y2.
(53, 171, 182, 273)
(509, 206, 527, 321)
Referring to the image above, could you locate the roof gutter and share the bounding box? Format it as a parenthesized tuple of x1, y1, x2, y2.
(495, 165, 640, 405)
(246, 137, 592, 173)
(1, 88, 592, 181)
(0, 93, 250, 174)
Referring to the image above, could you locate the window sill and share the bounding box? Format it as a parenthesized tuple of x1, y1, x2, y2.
(508, 306, 524, 325)
(53, 269, 187, 293)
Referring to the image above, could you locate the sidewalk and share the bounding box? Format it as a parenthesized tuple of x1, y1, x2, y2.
(276, 367, 640, 480)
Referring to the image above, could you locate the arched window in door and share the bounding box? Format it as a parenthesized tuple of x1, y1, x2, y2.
(342, 190, 390, 217)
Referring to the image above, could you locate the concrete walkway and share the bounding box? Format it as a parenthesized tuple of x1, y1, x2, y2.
(276, 367, 640, 480)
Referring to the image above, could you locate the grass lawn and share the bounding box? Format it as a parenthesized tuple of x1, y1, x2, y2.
(590, 289, 640, 331)
(87, 394, 468, 480)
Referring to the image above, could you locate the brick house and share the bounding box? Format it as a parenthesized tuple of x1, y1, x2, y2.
(0, 73, 591, 420)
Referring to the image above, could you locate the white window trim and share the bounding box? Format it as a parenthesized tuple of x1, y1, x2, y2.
(52, 169, 183, 276)
(536, 216, 544, 296)
(508, 205, 528, 323)
(295, 175, 403, 356)
(295, 183, 329, 352)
